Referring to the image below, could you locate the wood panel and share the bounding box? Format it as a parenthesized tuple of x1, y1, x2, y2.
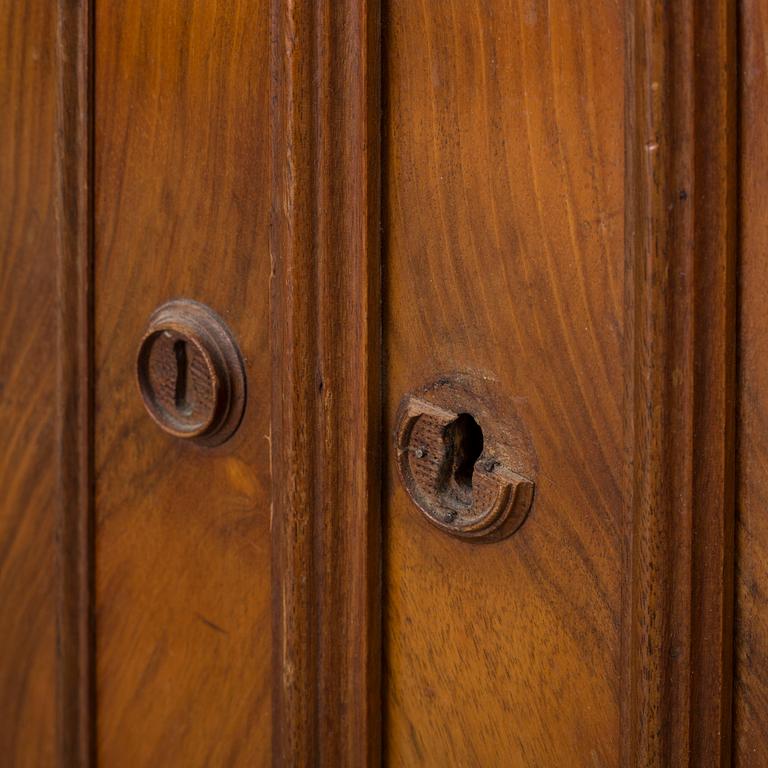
(0, 2, 60, 764)
(383, 1, 625, 764)
(270, 0, 381, 764)
(735, 0, 768, 764)
(0, 2, 746, 765)
(623, 1, 737, 765)
(94, 2, 271, 764)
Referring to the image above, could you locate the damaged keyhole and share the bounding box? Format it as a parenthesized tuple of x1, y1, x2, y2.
(395, 386, 535, 541)
(440, 413, 484, 506)
(173, 338, 192, 415)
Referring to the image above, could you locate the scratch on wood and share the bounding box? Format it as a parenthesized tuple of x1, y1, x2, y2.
(195, 613, 228, 636)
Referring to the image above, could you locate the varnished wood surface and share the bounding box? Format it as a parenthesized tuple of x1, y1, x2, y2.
(94, 2, 271, 764)
(624, 1, 736, 765)
(383, 1, 625, 764)
(56, 0, 94, 763)
(270, 0, 381, 764)
(0, 1, 752, 764)
(735, 1, 768, 764)
(0, 2, 59, 764)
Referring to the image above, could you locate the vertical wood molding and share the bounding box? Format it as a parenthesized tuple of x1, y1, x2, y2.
(270, 0, 381, 765)
(623, 0, 737, 765)
(55, 0, 94, 765)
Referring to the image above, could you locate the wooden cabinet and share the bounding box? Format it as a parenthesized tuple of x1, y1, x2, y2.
(1, 1, 764, 766)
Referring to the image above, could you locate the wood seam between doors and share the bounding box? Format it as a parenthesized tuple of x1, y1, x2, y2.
(270, 0, 382, 764)
(55, 0, 95, 765)
(622, 0, 738, 764)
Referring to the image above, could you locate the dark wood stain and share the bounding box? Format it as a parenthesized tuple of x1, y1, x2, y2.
(270, 0, 382, 764)
(623, 1, 737, 765)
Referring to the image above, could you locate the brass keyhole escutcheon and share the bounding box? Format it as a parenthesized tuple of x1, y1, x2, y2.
(136, 299, 246, 446)
(395, 377, 536, 542)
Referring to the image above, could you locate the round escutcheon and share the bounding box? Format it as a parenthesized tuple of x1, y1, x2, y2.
(136, 299, 246, 446)
(394, 375, 537, 542)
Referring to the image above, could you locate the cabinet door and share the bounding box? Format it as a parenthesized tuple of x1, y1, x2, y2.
(382, 2, 624, 763)
(2, 2, 272, 766)
(0, 1, 742, 766)
(269, 0, 736, 765)
(93, 3, 272, 764)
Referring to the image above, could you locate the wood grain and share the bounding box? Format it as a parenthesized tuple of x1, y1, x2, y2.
(94, 2, 271, 764)
(0, 1, 749, 763)
(623, 0, 736, 764)
(270, 0, 381, 764)
(734, 0, 768, 764)
(383, 1, 625, 764)
(0, 2, 60, 764)
(55, 0, 94, 763)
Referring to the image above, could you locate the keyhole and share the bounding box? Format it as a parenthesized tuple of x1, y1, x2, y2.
(439, 413, 484, 505)
(173, 339, 192, 415)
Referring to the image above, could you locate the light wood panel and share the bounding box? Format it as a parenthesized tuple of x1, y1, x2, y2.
(383, 1, 625, 764)
(0, 2, 60, 764)
(94, 2, 271, 764)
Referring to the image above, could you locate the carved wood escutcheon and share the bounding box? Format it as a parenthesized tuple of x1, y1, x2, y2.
(395, 376, 536, 542)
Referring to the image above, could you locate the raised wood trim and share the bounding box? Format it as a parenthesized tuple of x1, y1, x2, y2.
(55, 1, 94, 764)
(270, 0, 381, 764)
(623, 0, 737, 765)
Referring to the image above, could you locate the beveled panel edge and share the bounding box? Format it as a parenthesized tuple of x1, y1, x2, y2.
(269, 0, 382, 764)
(623, 0, 737, 765)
